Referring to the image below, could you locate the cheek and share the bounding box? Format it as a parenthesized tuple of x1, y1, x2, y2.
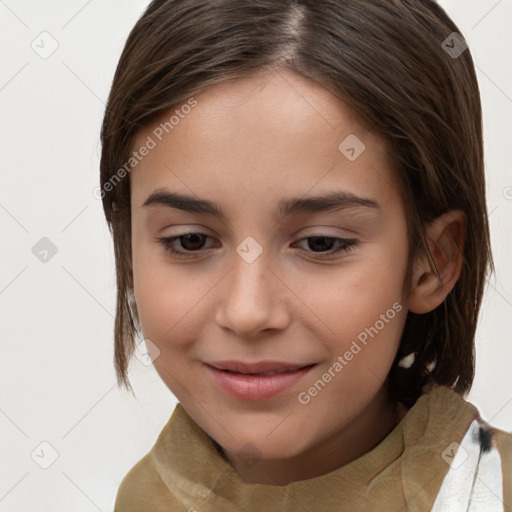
(292, 240, 408, 328)
(132, 238, 214, 346)
(290, 237, 408, 382)
(132, 232, 177, 339)
(301, 273, 405, 366)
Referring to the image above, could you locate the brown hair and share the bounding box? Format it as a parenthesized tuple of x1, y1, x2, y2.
(100, 0, 494, 407)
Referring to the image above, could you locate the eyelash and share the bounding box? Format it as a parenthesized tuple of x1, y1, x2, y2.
(156, 233, 357, 259)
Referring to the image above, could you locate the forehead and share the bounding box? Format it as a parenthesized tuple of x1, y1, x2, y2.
(129, 68, 401, 212)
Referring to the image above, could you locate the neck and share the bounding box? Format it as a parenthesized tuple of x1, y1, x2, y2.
(222, 386, 406, 486)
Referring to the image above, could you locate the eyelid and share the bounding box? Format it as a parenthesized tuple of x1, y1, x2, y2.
(156, 232, 358, 259)
(156, 232, 216, 257)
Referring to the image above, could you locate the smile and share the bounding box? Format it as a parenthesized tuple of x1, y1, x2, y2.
(204, 362, 316, 401)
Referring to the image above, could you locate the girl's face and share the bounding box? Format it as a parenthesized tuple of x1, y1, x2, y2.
(130, 68, 411, 484)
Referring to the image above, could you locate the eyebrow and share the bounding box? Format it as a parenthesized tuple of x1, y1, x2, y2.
(142, 188, 380, 219)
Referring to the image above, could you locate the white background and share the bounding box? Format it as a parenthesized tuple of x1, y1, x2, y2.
(0, 0, 511, 510)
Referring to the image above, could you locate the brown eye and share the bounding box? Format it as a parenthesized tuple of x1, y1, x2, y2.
(295, 236, 357, 256)
(175, 233, 208, 251)
(157, 233, 214, 257)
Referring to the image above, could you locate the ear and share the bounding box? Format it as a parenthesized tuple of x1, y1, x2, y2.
(127, 288, 142, 331)
(408, 210, 466, 314)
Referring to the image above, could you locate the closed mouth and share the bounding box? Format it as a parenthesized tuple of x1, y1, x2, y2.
(216, 365, 315, 377)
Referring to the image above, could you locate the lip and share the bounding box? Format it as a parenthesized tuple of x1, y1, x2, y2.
(204, 361, 316, 401)
(206, 360, 312, 374)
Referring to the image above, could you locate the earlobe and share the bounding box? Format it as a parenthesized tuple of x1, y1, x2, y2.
(408, 210, 465, 314)
(127, 288, 142, 332)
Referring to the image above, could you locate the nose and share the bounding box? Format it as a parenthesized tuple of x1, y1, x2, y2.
(214, 250, 291, 339)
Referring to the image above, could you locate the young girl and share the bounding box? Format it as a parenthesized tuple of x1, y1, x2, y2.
(99, 0, 512, 510)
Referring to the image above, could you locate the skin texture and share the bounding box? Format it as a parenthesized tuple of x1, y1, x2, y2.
(129, 67, 465, 485)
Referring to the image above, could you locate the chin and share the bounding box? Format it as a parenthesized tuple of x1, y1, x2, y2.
(218, 428, 310, 462)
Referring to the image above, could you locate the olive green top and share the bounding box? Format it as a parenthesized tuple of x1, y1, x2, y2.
(115, 384, 512, 512)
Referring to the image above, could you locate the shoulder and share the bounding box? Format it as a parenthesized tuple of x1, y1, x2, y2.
(491, 426, 512, 511)
(114, 452, 181, 512)
(431, 416, 512, 512)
